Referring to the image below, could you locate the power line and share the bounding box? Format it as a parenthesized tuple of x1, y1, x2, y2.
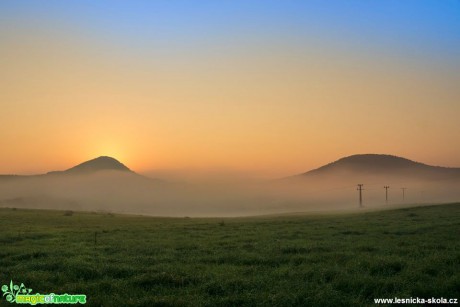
(384, 186, 390, 204)
(401, 187, 407, 201)
(357, 184, 364, 208)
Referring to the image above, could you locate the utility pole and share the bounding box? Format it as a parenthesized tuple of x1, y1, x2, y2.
(384, 186, 390, 204)
(357, 184, 364, 208)
(401, 188, 406, 202)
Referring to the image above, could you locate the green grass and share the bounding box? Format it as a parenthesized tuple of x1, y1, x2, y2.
(1, 204, 459, 306)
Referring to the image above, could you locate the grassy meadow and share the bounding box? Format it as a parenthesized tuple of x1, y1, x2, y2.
(0, 204, 459, 306)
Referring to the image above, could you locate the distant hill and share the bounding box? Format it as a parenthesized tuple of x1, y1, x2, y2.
(0, 156, 164, 213)
(297, 154, 460, 181)
(0, 156, 144, 180)
(47, 156, 132, 175)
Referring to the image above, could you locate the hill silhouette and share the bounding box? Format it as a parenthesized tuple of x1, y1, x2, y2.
(299, 154, 460, 180)
(0, 156, 137, 180)
(48, 156, 132, 175)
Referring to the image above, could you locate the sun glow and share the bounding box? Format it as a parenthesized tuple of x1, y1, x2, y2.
(0, 1, 460, 176)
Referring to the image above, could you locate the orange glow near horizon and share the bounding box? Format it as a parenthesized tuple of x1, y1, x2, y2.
(1, 11, 460, 178)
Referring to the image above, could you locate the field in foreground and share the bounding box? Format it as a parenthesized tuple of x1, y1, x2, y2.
(0, 204, 459, 306)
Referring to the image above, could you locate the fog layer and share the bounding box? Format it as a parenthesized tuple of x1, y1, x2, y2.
(1, 169, 459, 217)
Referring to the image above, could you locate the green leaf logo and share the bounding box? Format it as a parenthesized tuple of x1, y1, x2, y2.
(2, 280, 33, 304)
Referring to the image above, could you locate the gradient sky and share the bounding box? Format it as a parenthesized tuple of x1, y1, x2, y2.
(1, 1, 460, 177)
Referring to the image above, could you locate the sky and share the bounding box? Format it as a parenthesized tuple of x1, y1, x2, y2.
(1, 1, 460, 177)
